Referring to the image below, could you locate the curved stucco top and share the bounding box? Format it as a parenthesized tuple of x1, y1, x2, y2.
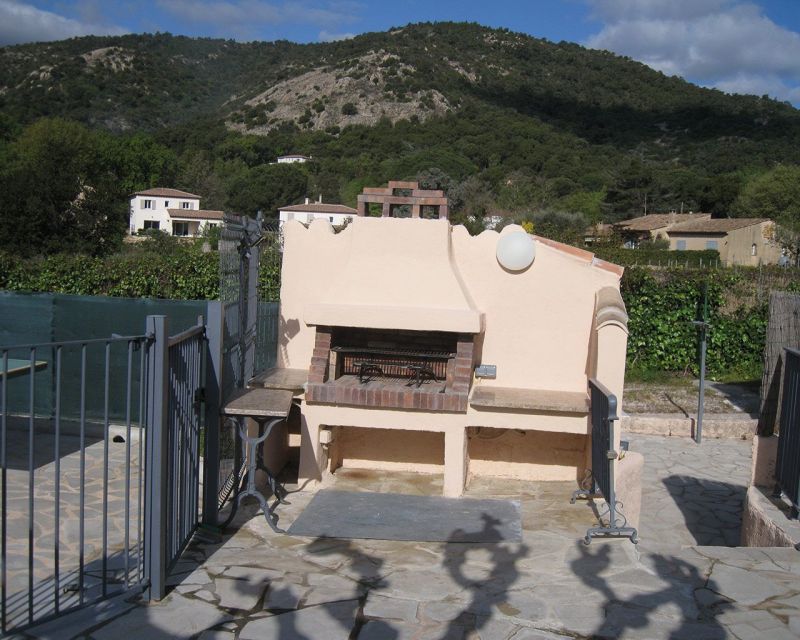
(595, 286, 629, 333)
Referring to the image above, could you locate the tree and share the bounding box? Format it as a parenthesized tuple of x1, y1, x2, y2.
(733, 165, 800, 229)
(0, 118, 127, 255)
(225, 163, 308, 217)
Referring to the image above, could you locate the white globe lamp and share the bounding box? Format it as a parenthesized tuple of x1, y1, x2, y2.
(496, 231, 536, 272)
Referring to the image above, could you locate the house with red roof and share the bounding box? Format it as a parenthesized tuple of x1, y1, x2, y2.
(129, 188, 224, 237)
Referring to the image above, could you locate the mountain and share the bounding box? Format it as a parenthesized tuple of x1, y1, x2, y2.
(1, 22, 800, 237)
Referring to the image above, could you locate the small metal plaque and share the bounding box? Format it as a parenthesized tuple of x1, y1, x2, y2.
(475, 364, 497, 379)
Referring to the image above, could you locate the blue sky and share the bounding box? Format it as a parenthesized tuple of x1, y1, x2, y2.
(2, 0, 800, 105)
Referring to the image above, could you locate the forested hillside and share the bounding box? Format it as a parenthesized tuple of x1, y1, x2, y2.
(2, 22, 800, 255)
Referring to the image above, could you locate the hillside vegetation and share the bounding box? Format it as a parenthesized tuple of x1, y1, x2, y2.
(1, 22, 800, 255)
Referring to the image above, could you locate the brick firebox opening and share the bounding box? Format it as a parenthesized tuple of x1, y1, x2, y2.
(306, 326, 474, 412)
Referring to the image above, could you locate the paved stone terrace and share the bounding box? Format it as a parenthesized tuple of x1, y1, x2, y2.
(13, 433, 800, 640)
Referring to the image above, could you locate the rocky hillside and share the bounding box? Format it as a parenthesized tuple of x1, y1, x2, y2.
(3, 23, 799, 149)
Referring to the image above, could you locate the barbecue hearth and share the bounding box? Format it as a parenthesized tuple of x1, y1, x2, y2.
(274, 186, 631, 499)
(306, 327, 473, 411)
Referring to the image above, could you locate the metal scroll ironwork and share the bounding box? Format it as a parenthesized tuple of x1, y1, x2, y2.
(571, 378, 639, 545)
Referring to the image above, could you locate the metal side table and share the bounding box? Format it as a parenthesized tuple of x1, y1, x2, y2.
(221, 387, 294, 533)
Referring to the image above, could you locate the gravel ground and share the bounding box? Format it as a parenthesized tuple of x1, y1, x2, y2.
(624, 378, 759, 415)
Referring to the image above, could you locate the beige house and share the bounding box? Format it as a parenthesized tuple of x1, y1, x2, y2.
(667, 218, 780, 266)
(273, 186, 636, 501)
(615, 213, 712, 247)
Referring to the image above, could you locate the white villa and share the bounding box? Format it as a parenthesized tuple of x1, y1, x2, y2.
(129, 188, 224, 237)
(276, 154, 311, 164)
(278, 197, 357, 229)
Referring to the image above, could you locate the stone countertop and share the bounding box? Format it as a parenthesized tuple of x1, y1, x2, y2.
(248, 367, 307, 393)
(470, 385, 589, 414)
(222, 388, 293, 418)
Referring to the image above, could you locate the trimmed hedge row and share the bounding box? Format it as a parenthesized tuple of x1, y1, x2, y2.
(622, 267, 777, 378)
(0, 248, 282, 302)
(2, 251, 798, 379)
(593, 247, 721, 268)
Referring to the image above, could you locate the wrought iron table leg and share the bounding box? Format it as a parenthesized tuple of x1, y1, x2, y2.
(235, 416, 288, 534)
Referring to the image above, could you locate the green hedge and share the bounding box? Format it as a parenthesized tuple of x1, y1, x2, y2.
(593, 247, 721, 268)
(2, 250, 798, 380)
(622, 267, 769, 378)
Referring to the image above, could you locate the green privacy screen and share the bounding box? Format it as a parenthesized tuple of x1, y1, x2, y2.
(0, 292, 278, 421)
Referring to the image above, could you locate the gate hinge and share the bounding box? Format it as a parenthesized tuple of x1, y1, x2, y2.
(194, 387, 206, 405)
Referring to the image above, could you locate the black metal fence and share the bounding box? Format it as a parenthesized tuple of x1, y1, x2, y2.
(1, 333, 149, 633)
(144, 316, 208, 601)
(572, 378, 638, 544)
(775, 348, 800, 517)
(1, 218, 282, 630)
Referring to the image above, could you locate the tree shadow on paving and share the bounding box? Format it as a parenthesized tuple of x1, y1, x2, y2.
(663, 475, 746, 546)
(570, 543, 731, 639)
(438, 513, 530, 639)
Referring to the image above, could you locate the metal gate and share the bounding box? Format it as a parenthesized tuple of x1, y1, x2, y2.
(1, 333, 150, 632)
(212, 215, 280, 524)
(775, 348, 800, 518)
(0, 314, 209, 630)
(144, 316, 207, 600)
(571, 378, 639, 544)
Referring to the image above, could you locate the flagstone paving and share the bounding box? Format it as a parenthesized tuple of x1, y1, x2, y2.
(11, 432, 800, 639)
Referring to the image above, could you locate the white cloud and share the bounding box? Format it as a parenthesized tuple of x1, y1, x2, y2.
(585, 0, 800, 104)
(157, 0, 360, 40)
(0, 0, 127, 46)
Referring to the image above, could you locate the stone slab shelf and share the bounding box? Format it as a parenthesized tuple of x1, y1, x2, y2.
(224, 388, 294, 418)
(248, 367, 307, 393)
(469, 386, 589, 414)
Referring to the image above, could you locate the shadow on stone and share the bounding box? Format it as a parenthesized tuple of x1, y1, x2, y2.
(663, 475, 746, 546)
(570, 543, 731, 639)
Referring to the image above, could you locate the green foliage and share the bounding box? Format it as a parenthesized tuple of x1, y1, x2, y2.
(1, 23, 798, 233)
(593, 247, 720, 267)
(733, 165, 800, 233)
(0, 244, 220, 300)
(0, 118, 129, 255)
(621, 267, 768, 379)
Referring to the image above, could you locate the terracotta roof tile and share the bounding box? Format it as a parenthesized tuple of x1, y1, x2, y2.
(167, 209, 224, 220)
(279, 203, 357, 214)
(616, 213, 711, 232)
(134, 188, 201, 199)
(668, 218, 770, 234)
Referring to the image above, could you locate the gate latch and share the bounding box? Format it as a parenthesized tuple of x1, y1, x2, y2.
(606, 450, 618, 460)
(194, 387, 206, 410)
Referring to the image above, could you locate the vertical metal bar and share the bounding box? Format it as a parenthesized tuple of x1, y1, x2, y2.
(27, 348, 35, 624)
(607, 412, 617, 529)
(102, 342, 111, 597)
(137, 343, 146, 583)
(696, 282, 709, 445)
(124, 342, 133, 588)
(145, 316, 169, 600)
(1, 350, 7, 633)
(53, 347, 62, 615)
(203, 302, 222, 526)
(79, 344, 86, 604)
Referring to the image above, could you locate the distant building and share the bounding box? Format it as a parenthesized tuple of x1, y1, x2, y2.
(276, 154, 311, 164)
(278, 197, 357, 228)
(667, 218, 781, 266)
(584, 223, 615, 245)
(615, 213, 712, 248)
(129, 188, 223, 237)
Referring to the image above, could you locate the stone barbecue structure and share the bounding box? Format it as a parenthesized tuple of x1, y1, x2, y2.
(266, 184, 631, 498)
